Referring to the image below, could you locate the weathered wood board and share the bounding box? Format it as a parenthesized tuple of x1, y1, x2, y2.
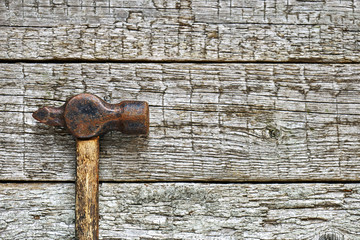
(0, 0, 360, 61)
(1, 183, 359, 239)
(1, 0, 360, 238)
(1, 63, 360, 182)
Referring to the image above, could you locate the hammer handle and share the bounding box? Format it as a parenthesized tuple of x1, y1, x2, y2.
(76, 137, 99, 240)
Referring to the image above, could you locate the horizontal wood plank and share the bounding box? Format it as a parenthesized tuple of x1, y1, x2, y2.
(1, 63, 360, 182)
(0, 0, 360, 61)
(0, 183, 359, 239)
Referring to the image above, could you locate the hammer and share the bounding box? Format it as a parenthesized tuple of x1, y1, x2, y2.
(32, 93, 149, 240)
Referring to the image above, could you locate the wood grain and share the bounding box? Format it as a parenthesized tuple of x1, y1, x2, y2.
(0, 0, 360, 62)
(1, 0, 358, 238)
(1, 63, 360, 182)
(0, 183, 359, 239)
(76, 137, 99, 240)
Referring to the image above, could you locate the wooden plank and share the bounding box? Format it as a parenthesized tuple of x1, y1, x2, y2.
(0, 182, 359, 239)
(1, 63, 360, 182)
(0, 0, 360, 61)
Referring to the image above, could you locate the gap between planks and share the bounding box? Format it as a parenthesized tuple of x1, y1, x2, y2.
(1, 59, 360, 65)
(2, 180, 360, 185)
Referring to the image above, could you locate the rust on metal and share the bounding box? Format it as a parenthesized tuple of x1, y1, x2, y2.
(33, 93, 149, 240)
(33, 93, 149, 139)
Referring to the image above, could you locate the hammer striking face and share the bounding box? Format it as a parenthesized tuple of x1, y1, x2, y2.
(33, 93, 149, 240)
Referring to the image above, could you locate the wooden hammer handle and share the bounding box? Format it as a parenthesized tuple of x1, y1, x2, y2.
(76, 137, 99, 240)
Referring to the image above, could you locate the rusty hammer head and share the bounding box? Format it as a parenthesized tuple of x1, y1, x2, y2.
(33, 93, 149, 139)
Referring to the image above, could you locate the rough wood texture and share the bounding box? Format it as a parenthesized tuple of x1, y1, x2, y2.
(1, 63, 360, 182)
(76, 137, 99, 240)
(0, 183, 359, 239)
(2, 0, 359, 238)
(1, 0, 360, 62)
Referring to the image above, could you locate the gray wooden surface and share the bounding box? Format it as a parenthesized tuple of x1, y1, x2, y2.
(1, 183, 359, 239)
(1, 63, 360, 182)
(0, 0, 359, 62)
(1, 0, 360, 239)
